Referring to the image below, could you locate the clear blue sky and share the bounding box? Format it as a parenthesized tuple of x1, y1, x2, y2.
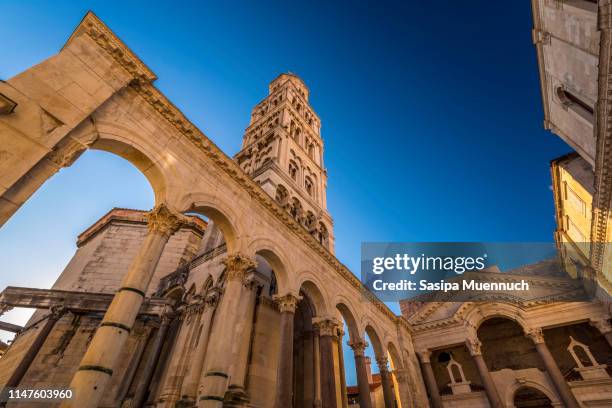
(0, 0, 571, 385)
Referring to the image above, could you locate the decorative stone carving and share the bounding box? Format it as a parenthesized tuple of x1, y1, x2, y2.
(590, 317, 612, 334)
(147, 204, 185, 236)
(47, 138, 86, 169)
(204, 287, 222, 308)
(465, 337, 482, 356)
(222, 253, 257, 282)
(348, 340, 368, 357)
(313, 317, 339, 337)
(416, 350, 431, 363)
(0, 302, 13, 317)
(273, 293, 300, 314)
(525, 327, 545, 344)
(376, 355, 390, 372)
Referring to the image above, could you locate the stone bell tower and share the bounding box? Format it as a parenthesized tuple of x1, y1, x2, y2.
(235, 73, 334, 252)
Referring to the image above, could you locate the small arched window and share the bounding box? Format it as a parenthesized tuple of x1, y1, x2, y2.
(308, 143, 315, 159)
(318, 222, 329, 248)
(289, 161, 298, 181)
(556, 87, 594, 123)
(305, 176, 314, 196)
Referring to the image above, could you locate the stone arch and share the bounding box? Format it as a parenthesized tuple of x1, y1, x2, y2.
(463, 302, 529, 333)
(504, 381, 560, 407)
(90, 121, 174, 205)
(387, 341, 404, 370)
(247, 237, 292, 296)
(295, 273, 330, 317)
(201, 275, 214, 293)
(177, 192, 244, 254)
(335, 301, 361, 343)
(364, 322, 386, 360)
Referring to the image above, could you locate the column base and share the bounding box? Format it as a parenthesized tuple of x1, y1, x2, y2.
(176, 397, 197, 407)
(224, 385, 250, 407)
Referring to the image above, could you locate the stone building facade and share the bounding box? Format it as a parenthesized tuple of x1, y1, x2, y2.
(0, 7, 611, 408)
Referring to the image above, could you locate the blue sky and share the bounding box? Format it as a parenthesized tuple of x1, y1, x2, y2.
(0, 1, 571, 385)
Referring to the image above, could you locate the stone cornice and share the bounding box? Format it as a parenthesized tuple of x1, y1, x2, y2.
(591, 1, 612, 286)
(69, 12, 406, 328)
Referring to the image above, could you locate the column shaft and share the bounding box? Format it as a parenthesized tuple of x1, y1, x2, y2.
(350, 343, 372, 408)
(320, 334, 337, 408)
(274, 294, 299, 408)
(180, 289, 220, 402)
(197, 254, 256, 407)
(63, 204, 184, 408)
(472, 353, 502, 408)
(3, 308, 63, 389)
(417, 352, 442, 408)
(377, 357, 396, 408)
(131, 314, 171, 408)
(336, 332, 348, 408)
(535, 340, 579, 408)
(313, 328, 322, 407)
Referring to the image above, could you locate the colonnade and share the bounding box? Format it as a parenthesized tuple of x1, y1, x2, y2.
(417, 320, 612, 408)
(0, 203, 410, 407)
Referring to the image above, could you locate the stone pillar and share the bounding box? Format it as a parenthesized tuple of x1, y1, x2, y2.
(465, 338, 502, 408)
(179, 288, 221, 404)
(348, 340, 372, 408)
(131, 311, 172, 408)
(158, 296, 205, 406)
(313, 325, 322, 408)
(63, 204, 185, 408)
(377, 356, 396, 408)
(590, 318, 612, 347)
(317, 319, 338, 408)
(526, 328, 580, 408)
(227, 272, 265, 404)
(2, 306, 65, 391)
(417, 351, 442, 408)
(197, 254, 257, 407)
(393, 368, 415, 408)
(336, 327, 348, 408)
(273, 293, 300, 408)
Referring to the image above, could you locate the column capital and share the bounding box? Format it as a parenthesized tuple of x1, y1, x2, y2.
(525, 327, 545, 344)
(465, 337, 482, 356)
(416, 350, 432, 363)
(243, 269, 267, 291)
(393, 368, 411, 383)
(589, 317, 612, 334)
(273, 293, 301, 313)
(222, 253, 257, 281)
(0, 302, 13, 317)
(348, 340, 368, 356)
(376, 355, 389, 371)
(49, 305, 67, 319)
(47, 138, 87, 169)
(313, 317, 340, 337)
(147, 204, 186, 236)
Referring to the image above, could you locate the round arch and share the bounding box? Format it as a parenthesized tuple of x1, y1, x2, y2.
(297, 278, 329, 317)
(248, 239, 291, 296)
(504, 381, 560, 407)
(335, 302, 361, 343)
(462, 302, 529, 333)
(364, 323, 385, 359)
(387, 341, 404, 370)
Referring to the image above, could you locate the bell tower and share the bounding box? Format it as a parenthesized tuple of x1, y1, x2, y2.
(235, 73, 334, 252)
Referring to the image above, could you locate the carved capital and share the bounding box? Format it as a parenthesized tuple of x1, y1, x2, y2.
(417, 350, 431, 363)
(147, 204, 185, 236)
(466, 337, 482, 356)
(223, 253, 257, 282)
(243, 269, 267, 291)
(47, 138, 86, 168)
(313, 317, 339, 337)
(590, 318, 612, 334)
(273, 293, 301, 314)
(393, 368, 411, 383)
(525, 327, 545, 344)
(376, 355, 389, 371)
(348, 340, 368, 356)
(49, 305, 66, 319)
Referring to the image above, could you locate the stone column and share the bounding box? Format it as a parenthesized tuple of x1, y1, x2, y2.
(63, 204, 185, 408)
(417, 351, 442, 408)
(590, 318, 612, 347)
(158, 296, 204, 406)
(336, 327, 348, 408)
(2, 306, 65, 390)
(179, 288, 221, 404)
(313, 325, 322, 408)
(131, 311, 173, 408)
(227, 272, 265, 403)
(377, 356, 396, 408)
(393, 368, 415, 408)
(349, 340, 372, 408)
(317, 319, 338, 408)
(526, 328, 580, 408)
(273, 293, 300, 408)
(197, 254, 257, 407)
(465, 338, 502, 408)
